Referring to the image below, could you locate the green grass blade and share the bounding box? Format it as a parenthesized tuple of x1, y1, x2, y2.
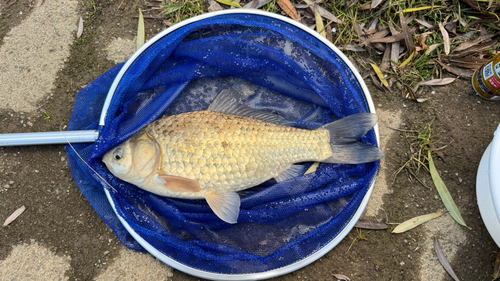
(137, 9, 145, 50)
(428, 150, 469, 229)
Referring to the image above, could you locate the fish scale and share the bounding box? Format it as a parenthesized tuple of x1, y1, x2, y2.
(147, 110, 331, 197)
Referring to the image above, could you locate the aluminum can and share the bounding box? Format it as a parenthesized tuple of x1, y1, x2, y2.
(472, 53, 500, 100)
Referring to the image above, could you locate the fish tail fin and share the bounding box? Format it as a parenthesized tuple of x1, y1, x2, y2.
(319, 113, 379, 144)
(324, 142, 385, 164)
(319, 113, 385, 164)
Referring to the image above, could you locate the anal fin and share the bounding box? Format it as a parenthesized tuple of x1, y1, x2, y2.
(274, 164, 304, 182)
(205, 191, 241, 224)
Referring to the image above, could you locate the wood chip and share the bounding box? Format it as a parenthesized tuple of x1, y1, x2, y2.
(3, 205, 26, 227)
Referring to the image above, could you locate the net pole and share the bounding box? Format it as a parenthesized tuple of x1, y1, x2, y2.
(0, 130, 99, 146)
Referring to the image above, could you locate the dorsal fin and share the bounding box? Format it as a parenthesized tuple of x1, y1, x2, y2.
(208, 89, 295, 126)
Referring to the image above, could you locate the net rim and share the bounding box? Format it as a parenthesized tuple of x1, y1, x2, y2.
(101, 9, 380, 280)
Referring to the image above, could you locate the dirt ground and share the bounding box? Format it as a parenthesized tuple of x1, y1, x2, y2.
(1, 1, 499, 280)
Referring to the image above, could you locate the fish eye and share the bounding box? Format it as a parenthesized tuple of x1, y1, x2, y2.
(113, 148, 124, 161)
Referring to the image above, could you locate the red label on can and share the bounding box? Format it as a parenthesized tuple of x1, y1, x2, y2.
(489, 76, 500, 89)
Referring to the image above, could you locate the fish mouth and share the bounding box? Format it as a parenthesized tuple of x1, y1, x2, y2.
(102, 153, 113, 171)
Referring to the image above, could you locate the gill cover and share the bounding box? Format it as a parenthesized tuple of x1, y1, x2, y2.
(129, 132, 160, 179)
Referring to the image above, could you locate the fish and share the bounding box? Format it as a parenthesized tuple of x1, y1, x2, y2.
(102, 89, 385, 224)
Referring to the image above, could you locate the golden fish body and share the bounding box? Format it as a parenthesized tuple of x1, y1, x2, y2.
(148, 110, 331, 198)
(103, 89, 384, 223)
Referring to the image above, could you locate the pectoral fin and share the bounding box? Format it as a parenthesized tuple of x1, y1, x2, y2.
(157, 174, 202, 193)
(205, 191, 241, 224)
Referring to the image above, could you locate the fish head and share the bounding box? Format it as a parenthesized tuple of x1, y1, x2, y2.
(103, 132, 160, 184)
(103, 141, 135, 179)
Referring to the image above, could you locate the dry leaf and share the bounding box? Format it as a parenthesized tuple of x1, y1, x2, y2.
(370, 63, 389, 87)
(381, 45, 391, 71)
(439, 22, 450, 55)
(415, 18, 434, 29)
(278, 0, 299, 20)
(414, 78, 456, 92)
(243, 0, 271, 9)
(434, 237, 461, 281)
(388, 22, 400, 69)
(425, 43, 441, 56)
(418, 33, 428, 50)
(333, 274, 351, 281)
(370, 0, 384, 9)
(77, 17, 84, 38)
(343, 45, 366, 52)
(399, 50, 416, 68)
(303, 0, 343, 24)
(367, 17, 378, 32)
(369, 29, 390, 40)
(355, 220, 390, 230)
(362, 27, 415, 45)
(137, 9, 145, 51)
(315, 6, 326, 38)
(453, 34, 497, 53)
(436, 61, 474, 78)
(452, 40, 497, 57)
(446, 57, 488, 69)
(326, 25, 333, 43)
(392, 212, 444, 233)
(216, 0, 242, 8)
(208, 0, 224, 12)
(304, 162, 320, 174)
(3, 205, 26, 227)
(399, 7, 415, 54)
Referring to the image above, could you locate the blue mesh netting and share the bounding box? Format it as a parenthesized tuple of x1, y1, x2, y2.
(67, 13, 380, 275)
